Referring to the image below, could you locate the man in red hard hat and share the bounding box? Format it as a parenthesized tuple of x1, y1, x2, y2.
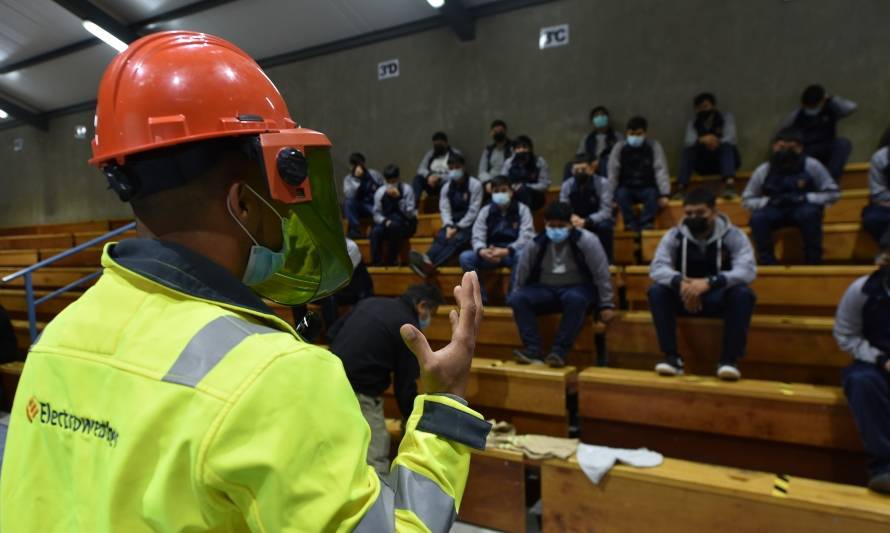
(0, 31, 489, 532)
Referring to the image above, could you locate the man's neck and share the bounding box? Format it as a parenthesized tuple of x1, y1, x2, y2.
(137, 222, 247, 280)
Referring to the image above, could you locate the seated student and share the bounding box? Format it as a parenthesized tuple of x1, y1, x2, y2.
(478, 119, 514, 191)
(502, 135, 551, 211)
(410, 154, 483, 277)
(743, 128, 840, 265)
(342, 152, 384, 239)
(319, 238, 374, 335)
(460, 175, 535, 303)
(862, 131, 890, 243)
(560, 153, 615, 262)
(648, 187, 756, 380)
(370, 164, 417, 266)
(778, 84, 856, 181)
(328, 284, 444, 475)
(508, 202, 615, 368)
(833, 233, 890, 494)
(676, 92, 740, 200)
(577, 106, 623, 177)
(607, 116, 671, 231)
(412, 131, 461, 202)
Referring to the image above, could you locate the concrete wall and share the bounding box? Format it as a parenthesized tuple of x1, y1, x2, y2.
(1, 0, 889, 227)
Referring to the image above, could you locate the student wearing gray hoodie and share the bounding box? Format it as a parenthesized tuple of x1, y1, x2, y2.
(648, 188, 757, 380)
(833, 233, 890, 494)
(861, 133, 890, 243)
(508, 202, 616, 368)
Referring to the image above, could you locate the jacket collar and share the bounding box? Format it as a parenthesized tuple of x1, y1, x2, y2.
(104, 238, 274, 316)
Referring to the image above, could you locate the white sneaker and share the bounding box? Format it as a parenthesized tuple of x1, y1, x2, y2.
(717, 364, 741, 381)
(655, 356, 684, 376)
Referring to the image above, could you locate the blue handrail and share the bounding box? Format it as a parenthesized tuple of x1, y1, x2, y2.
(1, 221, 136, 342)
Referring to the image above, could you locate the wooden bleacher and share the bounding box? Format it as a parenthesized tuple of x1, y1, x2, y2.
(541, 456, 890, 533)
(577, 367, 866, 485)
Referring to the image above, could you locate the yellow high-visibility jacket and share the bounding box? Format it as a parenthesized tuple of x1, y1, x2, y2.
(0, 239, 490, 532)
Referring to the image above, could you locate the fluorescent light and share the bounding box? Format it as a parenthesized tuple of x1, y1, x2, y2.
(427, 0, 445, 7)
(82, 21, 128, 53)
(0, 109, 8, 119)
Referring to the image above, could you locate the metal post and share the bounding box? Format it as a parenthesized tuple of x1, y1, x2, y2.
(25, 272, 37, 342)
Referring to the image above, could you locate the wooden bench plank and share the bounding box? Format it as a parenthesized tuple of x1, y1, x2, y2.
(38, 248, 103, 267)
(0, 220, 113, 237)
(72, 230, 138, 246)
(0, 289, 80, 320)
(0, 234, 74, 251)
(0, 250, 39, 267)
(541, 457, 890, 533)
(622, 265, 875, 316)
(577, 367, 866, 484)
(0, 267, 98, 289)
(606, 311, 848, 384)
(641, 223, 878, 264)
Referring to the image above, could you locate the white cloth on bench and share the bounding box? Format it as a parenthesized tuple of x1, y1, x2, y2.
(576, 443, 663, 484)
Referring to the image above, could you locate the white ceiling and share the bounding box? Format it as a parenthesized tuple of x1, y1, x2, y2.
(0, 0, 500, 118)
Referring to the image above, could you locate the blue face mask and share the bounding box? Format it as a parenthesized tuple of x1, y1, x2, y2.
(227, 184, 289, 287)
(626, 135, 645, 148)
(546, 226, 571, 243)
(491, 191, 511, 206)
(447, 169, 464, 181)
(803, 106, 822, 116)
(592, 115, 609, 129)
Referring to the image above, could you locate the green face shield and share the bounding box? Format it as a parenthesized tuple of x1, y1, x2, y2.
(248, 129, 352, 305)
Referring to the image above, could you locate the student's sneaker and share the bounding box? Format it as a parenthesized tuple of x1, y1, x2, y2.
(869, 472, 890, 494)
(545, 352, 566, 368)
(408, 250, 435, 279)
(655, 355, 684, 376)
(717, 363, 741, 381)
(721, 180, 738, 200)
(514, 349, 544, 365)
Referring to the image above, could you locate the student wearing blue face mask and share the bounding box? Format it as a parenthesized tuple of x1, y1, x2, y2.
(577, 106, 623, 177)
(607, 116, 671, 231)
(508, 202, 615, 367)
(370, 164, 418, 266)
(461, 175, 536, 303)
(328, 283, 444, 475)
(410, 153, 484, 278)
(778, 84, 856, 182)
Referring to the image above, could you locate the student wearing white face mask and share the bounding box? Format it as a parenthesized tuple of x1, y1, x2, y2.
(328, 284, 444, 475)
(410, 154, 483, 278)
(508, 202, 615, 368)
(460, 175, 536, 303)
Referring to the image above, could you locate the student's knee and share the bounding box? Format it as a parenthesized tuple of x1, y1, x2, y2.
(724, 284, 756, 307)
(834, 137, 853, 154)
(506, 288, 529, 308)
(647, 283, 675, 307)
(560, 289, 592, 310)
(843, 364, 887, 398)
(794, 203, 823, 224)
(458, 250, 478, 270)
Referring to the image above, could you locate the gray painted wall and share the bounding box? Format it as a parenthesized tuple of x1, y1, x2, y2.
(1, 0, 889, 227)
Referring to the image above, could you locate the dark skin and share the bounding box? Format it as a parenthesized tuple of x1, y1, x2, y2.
(136, 158, 484, 396)
(678, 202, 718, 313)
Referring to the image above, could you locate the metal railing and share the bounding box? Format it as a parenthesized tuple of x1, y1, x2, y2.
(1, 222, 137, 342)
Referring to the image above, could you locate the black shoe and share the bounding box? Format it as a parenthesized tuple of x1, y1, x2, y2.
(408, 250, 435, 279)
(721, 182, 738, 200)
(545, 352, 566, 368)
(513, 349, 544, 365)
(869, 471, 890, 494)
(655, 355, 684, 376)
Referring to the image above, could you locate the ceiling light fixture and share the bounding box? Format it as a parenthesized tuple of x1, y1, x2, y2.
(427, 0, 445, 8)
(82, 20, 128, 53)
(0, 109, 8, 119)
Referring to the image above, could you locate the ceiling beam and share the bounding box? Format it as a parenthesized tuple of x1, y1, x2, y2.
(50, 0, 140, 43)
(440, 0, 475, 41)
(0, 94, 48, 131)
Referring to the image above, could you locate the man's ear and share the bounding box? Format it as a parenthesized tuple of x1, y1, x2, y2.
(227, 181, 249, 222)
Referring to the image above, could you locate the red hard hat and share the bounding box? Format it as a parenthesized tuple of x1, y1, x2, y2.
(89, 31, 296, 166)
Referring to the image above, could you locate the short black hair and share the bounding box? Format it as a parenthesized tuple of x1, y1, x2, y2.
(801, 84, 826, 106)
(490, 175, 510, 189)
(348, 152, 365, 167)
(383, 164, 400, 179)
(774, 127, 804, 145)
(490, 119, 507, 130)
(573, 152, 596, 165)
(403, 283, 444, 308)
(432, 131, 448, 142)
(694, 92, 716, 107)
(515, 135, 533, 150)
(626, 116, 648, 131)
(448, 153, 466, 166)
(589, 105, 609, 119)
(544, 202, 573, 222)
(683, 187, 716, 208)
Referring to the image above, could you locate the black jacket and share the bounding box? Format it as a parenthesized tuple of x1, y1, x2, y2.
(329, 295, 419, 418)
